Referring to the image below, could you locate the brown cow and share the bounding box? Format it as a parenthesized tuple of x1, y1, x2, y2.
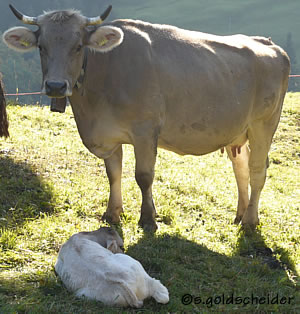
(3, 5, 290, 231)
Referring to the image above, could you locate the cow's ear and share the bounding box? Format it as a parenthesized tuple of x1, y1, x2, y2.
(2, 27, 37, 52)
(87, 26, 123, 53)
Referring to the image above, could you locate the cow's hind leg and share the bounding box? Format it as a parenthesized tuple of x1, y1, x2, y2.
(134, 132, 158, 231)
(102, 145, 123, 224)
(226, 143, 250, 224)
(243, 114, 281, 228)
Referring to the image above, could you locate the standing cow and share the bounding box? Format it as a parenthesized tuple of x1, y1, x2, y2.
(3, 5, 290, 231)
(0, 73, 9, 138)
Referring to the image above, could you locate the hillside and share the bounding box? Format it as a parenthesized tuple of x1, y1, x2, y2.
(0, 0, 299, 100)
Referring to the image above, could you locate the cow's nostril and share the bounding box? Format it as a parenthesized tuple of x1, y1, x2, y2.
(45, 80, 67, 97)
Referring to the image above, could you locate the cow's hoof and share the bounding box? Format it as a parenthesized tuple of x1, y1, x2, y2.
(241, 216, 259, 228)
(241, 207, 259, 229)
(102, 211, 121, 224)
(234, 216, 242, 224)
(138, 218, 158, 232)
(241, 224, 257, 235)
(241, 220, 259, 232)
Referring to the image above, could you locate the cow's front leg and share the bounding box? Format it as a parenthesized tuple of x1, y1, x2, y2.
(102, 145, 123, 224)
(134, 133, 158, 231)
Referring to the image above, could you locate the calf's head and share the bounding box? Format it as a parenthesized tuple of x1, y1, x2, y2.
(3, 5, 123, 98)
(80, 227, 124, 253)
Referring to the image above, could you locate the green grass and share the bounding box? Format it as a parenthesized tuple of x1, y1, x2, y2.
(0, 93, 299, 313)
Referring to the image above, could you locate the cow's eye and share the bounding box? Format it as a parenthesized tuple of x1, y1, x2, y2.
(38, 45, 44, 53)
(76, 44, 83, 52)
(38, 45, 48, 57)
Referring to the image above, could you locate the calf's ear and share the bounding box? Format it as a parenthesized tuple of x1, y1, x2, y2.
(3, 27, 37, 52)
(87, 26, 123, 53)
(106, 239, 122, 253)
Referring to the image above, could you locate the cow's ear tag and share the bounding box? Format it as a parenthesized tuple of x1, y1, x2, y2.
(99, 38, 108, 46)
(20, 39, 30, 47)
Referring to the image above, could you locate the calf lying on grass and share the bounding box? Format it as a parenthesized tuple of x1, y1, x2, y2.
(55, 227, 169, 308)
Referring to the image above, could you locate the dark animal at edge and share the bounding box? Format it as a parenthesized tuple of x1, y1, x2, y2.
(0, 73, 9, 138)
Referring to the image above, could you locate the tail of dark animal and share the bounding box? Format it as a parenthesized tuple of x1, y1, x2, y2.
(0, 76, 9, 138)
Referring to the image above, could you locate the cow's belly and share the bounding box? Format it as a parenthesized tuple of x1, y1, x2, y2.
(158, 127, 248, 156)
(158, 127, 247, 156)
(158, 101, 251, 156)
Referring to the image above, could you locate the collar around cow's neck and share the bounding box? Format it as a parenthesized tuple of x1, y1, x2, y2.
(74, 48, 88, 92)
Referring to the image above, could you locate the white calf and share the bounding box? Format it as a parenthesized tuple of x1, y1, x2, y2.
(55, 227, 169, 307)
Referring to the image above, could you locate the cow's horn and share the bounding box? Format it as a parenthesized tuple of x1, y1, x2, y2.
(85, 5, 112, 25)
(9, 4, 38, 25)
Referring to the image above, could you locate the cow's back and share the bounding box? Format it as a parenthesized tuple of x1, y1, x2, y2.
(109, 20, 290, 155)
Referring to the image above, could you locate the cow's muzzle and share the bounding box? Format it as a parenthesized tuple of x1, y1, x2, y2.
(45, 80, 69, 98)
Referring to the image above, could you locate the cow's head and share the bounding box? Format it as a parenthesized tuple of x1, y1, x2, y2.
(3, 5, 123, 98)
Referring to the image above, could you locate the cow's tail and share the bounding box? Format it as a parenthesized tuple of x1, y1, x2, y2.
(0, 77, 9, 138)
(148, 278, 169, 304)
(252, 36, 274, 46)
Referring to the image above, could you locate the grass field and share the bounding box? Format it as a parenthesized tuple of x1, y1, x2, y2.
(0, 93, 299, 313)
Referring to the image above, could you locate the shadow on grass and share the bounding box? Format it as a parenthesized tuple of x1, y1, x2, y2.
(235, 228, 297, 272)
(0, 155, 55, 229)
(125, 231, 299, 312)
